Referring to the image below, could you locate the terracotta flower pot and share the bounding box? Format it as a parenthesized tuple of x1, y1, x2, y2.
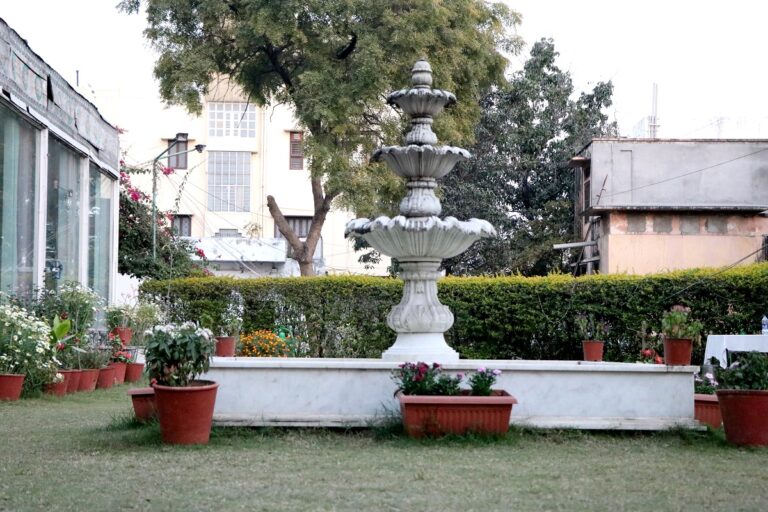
(153, 380, 219, 445)
(716, 389, 768, 446)
(77, 369, 100, 392)
(97, 367, 116, 389)
(582, 340, 604, 362)
(64, 369, 82, 394)
(128, 387, 157, 422)
(694, 393, 722, 429)
(663, 338, 693, 365)
(0, 374, 25, 401)
(109, 362, 127, 384)
(112, 327, 133, 345)
(124, 362, 145, 383)
(398, 390, 518, 438)
(215, 336, 236, 357)
(44, 380, 67, 397)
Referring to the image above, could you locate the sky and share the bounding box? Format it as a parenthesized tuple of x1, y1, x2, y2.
(2, 0, 768, 139)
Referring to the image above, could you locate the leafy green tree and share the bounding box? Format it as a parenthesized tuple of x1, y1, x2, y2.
(118, 168, 209, 280)
(119, 0, 520, 275)
(441, 39, 617, 276)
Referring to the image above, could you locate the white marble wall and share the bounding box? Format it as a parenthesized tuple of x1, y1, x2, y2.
(202, 359, 697, 430)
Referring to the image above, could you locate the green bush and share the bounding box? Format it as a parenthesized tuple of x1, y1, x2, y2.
(141, 263, 768, 362)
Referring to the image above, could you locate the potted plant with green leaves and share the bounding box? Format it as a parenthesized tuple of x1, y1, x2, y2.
(215, 290, 244, 357)
(145, 321, 217, 444)
(106, 304, 135, 346)
(661, 305, 703, 365)
(393, 362, 518, 438)
(77, 344, 111, 392)
(715, 351, 768, 446)
(575, 314, 610, 362)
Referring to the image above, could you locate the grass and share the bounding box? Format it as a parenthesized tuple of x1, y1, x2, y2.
(1, 387, 767, 511)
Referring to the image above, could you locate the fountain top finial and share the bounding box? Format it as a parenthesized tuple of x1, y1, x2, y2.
(411, 59, 433, 89)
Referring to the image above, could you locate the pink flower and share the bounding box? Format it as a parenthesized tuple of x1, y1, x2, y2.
(162, 166, 175, 176)
(477, 367, 485, 373)
(129, 189, 141, 202)
(492, 369, 501, 376)
(195, 247, 206, 258)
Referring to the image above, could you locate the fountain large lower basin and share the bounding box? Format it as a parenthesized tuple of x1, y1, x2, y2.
(203, 358, 698, 430)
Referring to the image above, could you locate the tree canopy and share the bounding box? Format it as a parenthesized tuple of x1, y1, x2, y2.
(120, 0, 521, 275)
(441, 39, 617, 276)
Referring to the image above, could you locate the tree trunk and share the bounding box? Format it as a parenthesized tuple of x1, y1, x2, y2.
(266, 176, 337, 277)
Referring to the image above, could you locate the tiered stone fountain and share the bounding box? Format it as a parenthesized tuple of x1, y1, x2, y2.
(346, 59, 495, 363)
(203, 60, 697, 431)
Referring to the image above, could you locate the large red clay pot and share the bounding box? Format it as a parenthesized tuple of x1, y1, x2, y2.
(215, 336, 236, 357)
(78, 369, 100, 392)
(582, 340, 604, 362)
(716, 389, 768, 446)
(398, 390, 518, 438)
(128, 387, 157, 422)
(44, 379, 67, 397)
(112, 327, 133, 345)
(63, 370, 82, 394)
(109, 362, 127, 384)
(124, 362, 145, 383)
(97, 367, 116, 389)
(153, 380, 219, 445)
(663, 338, 693, 366)
(694, 394, 722, 429)
(0, 374, 25, 401)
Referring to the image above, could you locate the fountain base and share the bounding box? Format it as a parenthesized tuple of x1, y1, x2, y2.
(381, 333, 459, 363)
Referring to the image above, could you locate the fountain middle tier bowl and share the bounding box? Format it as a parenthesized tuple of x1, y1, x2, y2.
(387, 87, 456, 117)
(345, 216, 496, 260)
(373, 145, 471, 179)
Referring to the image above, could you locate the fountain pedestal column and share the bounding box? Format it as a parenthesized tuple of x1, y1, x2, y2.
(383, 260, 458, 362)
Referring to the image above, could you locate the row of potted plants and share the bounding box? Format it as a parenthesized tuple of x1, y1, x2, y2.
(576, 305, 703, 365)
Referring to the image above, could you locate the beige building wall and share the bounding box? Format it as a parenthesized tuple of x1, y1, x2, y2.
(109, 78, 389, 276)
(599, 211, 768, 274)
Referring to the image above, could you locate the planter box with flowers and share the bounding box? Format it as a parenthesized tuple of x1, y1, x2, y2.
(393, 362, 517, 438)
(145, 322, 218, 445)
(714, 351, 768, 446)
(693, 367, 721, 429)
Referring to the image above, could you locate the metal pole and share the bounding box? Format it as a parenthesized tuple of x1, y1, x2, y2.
(150, 141, 205, 261)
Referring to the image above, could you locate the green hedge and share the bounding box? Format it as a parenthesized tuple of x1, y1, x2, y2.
(141, 263, 768, 362)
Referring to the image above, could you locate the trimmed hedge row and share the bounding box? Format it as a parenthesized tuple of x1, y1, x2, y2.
(140, 263, 768, 362)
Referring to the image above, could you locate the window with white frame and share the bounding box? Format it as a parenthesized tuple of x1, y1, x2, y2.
(289, 131, 304, 170)
(208, 102, 256, 138)
(207, 151, 251, 212)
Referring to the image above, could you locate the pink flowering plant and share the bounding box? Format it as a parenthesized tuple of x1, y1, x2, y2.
(468, 367, 502, 396)
(392, 362, 503, 396)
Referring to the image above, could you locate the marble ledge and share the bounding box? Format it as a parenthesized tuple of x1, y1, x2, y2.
(210, 357, 698, 374)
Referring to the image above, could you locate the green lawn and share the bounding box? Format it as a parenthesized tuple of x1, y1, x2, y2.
(1, 386, 767, 512)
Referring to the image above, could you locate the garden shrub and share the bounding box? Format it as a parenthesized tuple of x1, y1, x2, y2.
(141, 263, 768, 362)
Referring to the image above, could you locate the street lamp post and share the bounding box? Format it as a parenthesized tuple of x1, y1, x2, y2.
(151, 136, 206, 261)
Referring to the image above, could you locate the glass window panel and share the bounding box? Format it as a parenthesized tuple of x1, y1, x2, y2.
(0, 102, 38, 295)
(46, 136, 82, 289)
(87, 163, 113, 300)
(207, 151, 251, 212)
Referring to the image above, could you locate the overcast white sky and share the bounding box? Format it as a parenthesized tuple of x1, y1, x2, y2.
(2, 1, 767, 138)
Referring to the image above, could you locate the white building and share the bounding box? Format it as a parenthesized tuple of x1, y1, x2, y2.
(0, 19, 119, 301)
(117, 79, 388, 277)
